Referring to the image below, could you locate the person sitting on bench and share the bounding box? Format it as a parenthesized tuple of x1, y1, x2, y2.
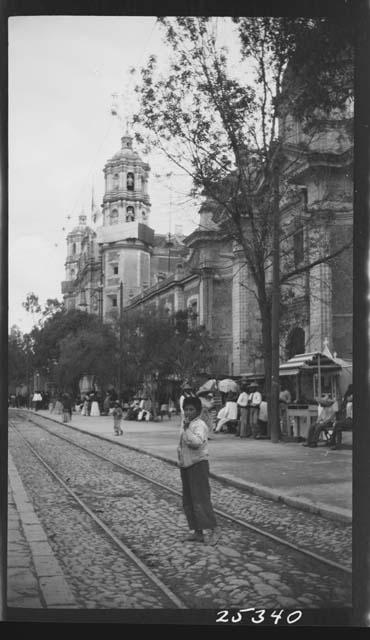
(302, 394, 339, 448)
(330, 388, 353, 450)
(214, 392, 238, 433)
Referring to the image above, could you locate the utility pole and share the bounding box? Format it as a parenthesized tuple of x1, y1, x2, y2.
(270, 152, 281, 443)
(118, 281, 123, 399)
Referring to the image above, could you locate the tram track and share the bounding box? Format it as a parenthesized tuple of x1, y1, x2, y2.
(9, 421, 187, 609)
(12, 414, 351, 578)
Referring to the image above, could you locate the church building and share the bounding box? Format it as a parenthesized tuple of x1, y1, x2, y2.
(61, 115, 353, 381)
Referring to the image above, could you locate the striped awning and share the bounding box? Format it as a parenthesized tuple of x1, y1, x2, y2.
(279, 352, 342, 376)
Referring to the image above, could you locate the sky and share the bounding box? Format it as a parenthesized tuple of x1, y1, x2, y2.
(9, 15, 215, 334)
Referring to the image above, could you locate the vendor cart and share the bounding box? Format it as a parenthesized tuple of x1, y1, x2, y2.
(279, 351, 342, 439)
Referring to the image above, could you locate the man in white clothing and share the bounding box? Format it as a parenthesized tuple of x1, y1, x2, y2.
(248, 382, 262, 438)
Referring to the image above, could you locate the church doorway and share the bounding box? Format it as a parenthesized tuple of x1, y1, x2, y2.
(286, 327, 305, 360)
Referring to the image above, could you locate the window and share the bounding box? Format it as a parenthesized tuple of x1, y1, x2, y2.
(293, 226, 304, 266)
(126, 206, 135, 222)
(127, 172, 134, 191)
(113, 173, 120, 190)
(286, 327, 305, 360)
(110, 209, 119, 225)
(113, 266, 118, 275)
(112, 297, 117, 307)
(187, 297, 198, 330)
(72, 243, 76, 255)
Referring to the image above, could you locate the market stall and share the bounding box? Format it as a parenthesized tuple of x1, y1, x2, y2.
(279, 351, 343, 439)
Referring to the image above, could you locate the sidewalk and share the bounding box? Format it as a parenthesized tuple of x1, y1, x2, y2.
(7, 452, 78, 610)
(30, 409, 352, 523)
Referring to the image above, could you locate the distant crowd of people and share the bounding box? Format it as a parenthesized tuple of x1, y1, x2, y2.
(11, 377, 353, 452)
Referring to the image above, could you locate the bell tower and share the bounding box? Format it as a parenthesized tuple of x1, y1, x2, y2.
(97, 130, 154, 315)
(102, 133, 151, 227)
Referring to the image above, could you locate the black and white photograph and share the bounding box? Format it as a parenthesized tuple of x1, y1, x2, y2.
(3, 0, 369, 628)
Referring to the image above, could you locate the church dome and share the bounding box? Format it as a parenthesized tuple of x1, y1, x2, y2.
(67, 214, 93, 238)
(107, 135, 140, 164)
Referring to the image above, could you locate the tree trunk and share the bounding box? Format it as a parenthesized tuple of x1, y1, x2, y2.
(260, 301, 272, 435)
(270, 160, 281, 443)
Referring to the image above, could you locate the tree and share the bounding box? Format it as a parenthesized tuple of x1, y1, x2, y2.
(134, 16, 353, 441)
(117, 306, 215, 406)
(57, 323, 118, 395)
(8, 326, 27, 392)
(30, 308, 118, 394)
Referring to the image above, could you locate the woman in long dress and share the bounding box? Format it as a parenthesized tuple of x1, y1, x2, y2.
(90, 394, 101, 417)
(81, 396, 89, 416)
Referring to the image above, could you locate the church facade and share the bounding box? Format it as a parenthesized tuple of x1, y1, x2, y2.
(61, 117, 353, 379)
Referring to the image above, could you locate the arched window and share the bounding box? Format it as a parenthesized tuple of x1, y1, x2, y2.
(110, 209, 119, 225)
(113, 173, 120, 190)
(286, 327, 305, 360)
(293, 225, 304, 266)
(187, 296, 199, 330)
(126, 206, 135, 222)
(127, 172, 134, 191)
(142, 209, 147, 221)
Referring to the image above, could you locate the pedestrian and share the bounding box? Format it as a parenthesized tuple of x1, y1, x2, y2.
(196, 389, 215, 439)
(32, 390, 42, 411)
(62, 393, 73, 423)
(329, 386, 353, 450)
(81, 395, 89, 416)
(179, 383, 194, 427)
(112, 400, 124, 435)
(103, 392, 111, 416)
(279, 383, 292, 437)
(54, 394, 63, 415)
(138, 397, 152, 421)
(214, 392, 238, 433)
(236, 380, 251, 438)
(256, 395, 268, 438)
(177, 395, 220, 545)
(248, 381, 262, 438)
(303, 394, 339, 447)
(90, 393, 101, 417)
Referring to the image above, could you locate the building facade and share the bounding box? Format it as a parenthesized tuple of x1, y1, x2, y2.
(62, 119, 353, 378)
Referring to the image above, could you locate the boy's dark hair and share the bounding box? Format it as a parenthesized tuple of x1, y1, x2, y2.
(182, 395, 202, 415)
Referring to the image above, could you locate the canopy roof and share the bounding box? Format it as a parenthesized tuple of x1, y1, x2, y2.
(279, 352, 342, 377)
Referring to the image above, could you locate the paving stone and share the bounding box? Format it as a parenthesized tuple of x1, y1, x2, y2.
(7, 596, 43, 608)
(28, 541, 53, 556)
(218, 546, 242, 559)
(32, 556, 64, 577)
(253, 583, 281, 596)
(262, 572, 281, 581)
(244, 563, 263, 572)
(23, 524, 49, 542)
(39, 576, 77, 606)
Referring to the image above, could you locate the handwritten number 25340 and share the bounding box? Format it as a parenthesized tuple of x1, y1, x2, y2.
(216, 609, 302, 625)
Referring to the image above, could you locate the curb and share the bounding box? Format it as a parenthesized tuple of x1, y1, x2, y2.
(26, 409, 352, 525)
(8, 452, 78, 608)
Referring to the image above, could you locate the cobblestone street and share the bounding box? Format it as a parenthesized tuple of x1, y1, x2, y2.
(7, 410, 352, 622)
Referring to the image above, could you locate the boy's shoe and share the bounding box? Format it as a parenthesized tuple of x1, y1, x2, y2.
(207, 528, 221, 546)
(184, 532, 204, 542)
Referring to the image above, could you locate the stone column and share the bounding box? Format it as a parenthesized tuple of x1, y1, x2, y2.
(307, 224, 333, 352)
(232, 249, 260, 375)
(199, 269, 213, 331)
